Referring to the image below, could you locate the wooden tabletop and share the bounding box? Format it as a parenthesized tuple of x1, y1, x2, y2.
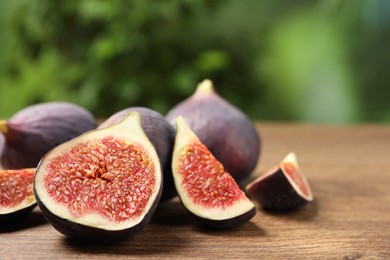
(1, 123, 389, 259)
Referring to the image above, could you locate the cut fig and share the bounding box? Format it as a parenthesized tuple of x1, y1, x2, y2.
(166, 79, 261, 183)
(171, 116, 256, 229)
(0, 102, 97, 169)
(245, 153, 313, 211)
(34, 112, 162, 242)
(0, 168, 37, 223)
(99, 107, 176, 203)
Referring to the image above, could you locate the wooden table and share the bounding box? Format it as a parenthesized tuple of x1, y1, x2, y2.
(1, 123, 389, 259)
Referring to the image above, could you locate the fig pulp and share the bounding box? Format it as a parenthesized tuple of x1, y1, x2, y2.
(166, 79, 261, 183)
(246, 153, 313, 211)
(172, 117, 256, 228)
(34, 112, 162, 242)
(0, 168, 36, 223)
(0, 102, 97, 169)
(99, 107, 176, 202)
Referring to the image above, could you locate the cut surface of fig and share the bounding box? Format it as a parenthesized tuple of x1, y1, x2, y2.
(0, 102, 97, 169)
(166, 79, 261, 183)
(246, 153, 313, 211)
(0, 168, 36, 222)
(34, 112, 162, 241)
(172, 117, 256, 228)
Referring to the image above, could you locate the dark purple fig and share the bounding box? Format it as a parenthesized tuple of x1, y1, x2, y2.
(99, 107, 176, 203)
(166, 79, 260, 183)
(171, 117, 256, 229)
(0, 168, 37, 223)
(0, 102, 97, 170)
(34, 112, 162, 242)
(245, 153, 313, 211)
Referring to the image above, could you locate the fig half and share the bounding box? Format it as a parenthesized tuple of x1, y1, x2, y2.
(0, 168, 36, 223)
(0, 102, 97, 169)
(245, 153, 313, 211)
(172, 117, 256, 229)
(99, 107, 176, 202)
(166, 79, 261, 183)
(34, 112, 162, 242)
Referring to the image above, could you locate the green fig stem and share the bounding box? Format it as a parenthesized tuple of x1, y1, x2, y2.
(195, 79, 215, 95)
(0, 120, 8, 134)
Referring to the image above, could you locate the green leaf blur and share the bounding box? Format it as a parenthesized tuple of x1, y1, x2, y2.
(1, 0, 389, 123)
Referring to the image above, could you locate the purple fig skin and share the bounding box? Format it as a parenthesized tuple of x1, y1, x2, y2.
(0, 135, 4, 169)
(99, 107, 176, 203)
(0, 102, 97, 169)
(166, 80, 261, 183)
(0, 204, 37, 224)
(246, 153, 313, 211)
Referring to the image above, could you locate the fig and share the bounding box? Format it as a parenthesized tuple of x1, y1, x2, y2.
(0, 102, 97, 169)
(34, 112, 162, 242)
(245, 153, 313, 211)
(166, 79, 260, 183)
(0, 168, 36, 223)
(171, 116, 256, 229)
(99, 107, 176, 202)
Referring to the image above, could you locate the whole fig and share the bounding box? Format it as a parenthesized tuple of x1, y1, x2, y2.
(99, 107, 176, 202)
(166, 79, 261, 182)
(0, 102, 97, 169)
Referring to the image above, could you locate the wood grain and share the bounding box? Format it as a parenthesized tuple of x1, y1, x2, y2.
(1, 123, 390, 259)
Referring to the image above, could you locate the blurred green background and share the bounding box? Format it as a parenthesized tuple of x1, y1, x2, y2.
(0, 0, 389, 123)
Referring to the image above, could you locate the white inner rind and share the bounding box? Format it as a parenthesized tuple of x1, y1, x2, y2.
(34, 112, 162, 231)
(282, 152, 313, 201)
(172, 116, 255, 220)
(0, 196, 36, 214)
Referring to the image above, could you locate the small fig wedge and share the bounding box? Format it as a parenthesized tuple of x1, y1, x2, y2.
(0, 168, 36, 223)
(99, 107, 176, 203)
(246, 153, 313, 211)
(172, 117, 256, 229)
(34, 112, 162, 242)
(166, 79, 261, 183)
(0, 102, 97, 169)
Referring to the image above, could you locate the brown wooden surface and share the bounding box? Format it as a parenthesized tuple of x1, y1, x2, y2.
(1, 123, 390, 259)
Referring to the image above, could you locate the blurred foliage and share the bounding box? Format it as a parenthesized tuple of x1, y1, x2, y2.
(0, 0, 390, 123)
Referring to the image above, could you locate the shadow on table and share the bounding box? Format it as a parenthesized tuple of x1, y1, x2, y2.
(260, 199, 319, 221)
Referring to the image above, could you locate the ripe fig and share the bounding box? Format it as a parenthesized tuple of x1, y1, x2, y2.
(166, 79, 260, 183)
(34, 112, 162, 242)
(99, 107, 176, 202)
(0, 168, 36, 223)
(171, 117, 256, 229)
(0, 102, 97, 169)
(245, 153, 313, 211)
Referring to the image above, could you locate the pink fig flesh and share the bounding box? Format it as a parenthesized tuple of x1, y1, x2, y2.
(246, 153, 313, 211)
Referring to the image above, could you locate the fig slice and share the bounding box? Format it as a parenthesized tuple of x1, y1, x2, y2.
(0, 168, 37, 223)
(171, 116, 256, 229)
(246, 153, 313, 211)
(34, 112, 162, 242)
